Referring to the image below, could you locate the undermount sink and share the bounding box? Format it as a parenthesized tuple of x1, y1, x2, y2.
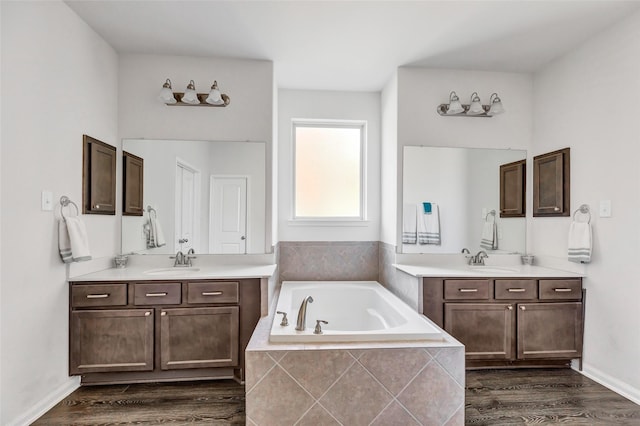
(144, 267, 200, 276)
(468, 266, 520, 274)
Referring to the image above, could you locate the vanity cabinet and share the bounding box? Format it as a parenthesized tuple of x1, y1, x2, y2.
(69, 279, 259, 384)
(499, 159, 526, 218)
(423, 277, 583, 368)
(533, 148, 570, 217)
(83, 135, 116, 215)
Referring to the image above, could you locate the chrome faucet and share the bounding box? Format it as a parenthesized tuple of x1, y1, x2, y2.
(185, 248, 196, 267)
(295, 296, 314, 331)
(470, 250, 488, 265)
(171, 251, 185, 267)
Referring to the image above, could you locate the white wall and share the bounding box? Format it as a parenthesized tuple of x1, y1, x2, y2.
(532, 10, 640, 403)
(380, 73, 398, 246)
(1, 2, 119, 424)
(118, 54, 274, 253)
(277, 90, 381, 241)
(393, 68, 533, 249)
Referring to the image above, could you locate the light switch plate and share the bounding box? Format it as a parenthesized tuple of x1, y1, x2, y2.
(599, 200, 612, 218)
(41, 190, 53, 211)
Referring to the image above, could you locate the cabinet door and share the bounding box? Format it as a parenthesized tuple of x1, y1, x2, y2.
(517, 302, 583, 359)
(70, 309, 153, 374)
(160, 306, 239, 370)
(445, 303, 514, 360)
(123, 151, 144, 216)
(500, 159, 525, 217)
(533, 148, 570, 216)
(83, 135, 116, 214)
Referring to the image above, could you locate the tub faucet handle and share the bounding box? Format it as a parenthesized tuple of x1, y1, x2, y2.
(314, 320, 328, 335)
(276, 311, 289, 327)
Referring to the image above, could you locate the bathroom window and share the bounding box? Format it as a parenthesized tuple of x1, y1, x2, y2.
(292, 120, 366, 221)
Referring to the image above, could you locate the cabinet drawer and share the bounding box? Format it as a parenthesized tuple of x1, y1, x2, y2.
(495, 280, 537, 300)
(187, 281, 239, 304)
(134, 282, 181, 305)
(539, 280, 582, 300)
(444, 280, 490, 300)
(72, 284, 127, 308)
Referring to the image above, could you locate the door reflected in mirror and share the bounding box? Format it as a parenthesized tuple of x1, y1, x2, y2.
(402, 146, 526, 254)
(121, 139, 266, 255)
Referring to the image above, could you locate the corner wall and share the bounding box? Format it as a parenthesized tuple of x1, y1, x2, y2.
(531, 10, 640, 403)
(1, 2, 119, 424)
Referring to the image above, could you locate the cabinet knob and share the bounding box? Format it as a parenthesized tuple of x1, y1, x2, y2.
(507, 305, 513, 310)
(554, 207, 560, 211)
(520, 306, 526, 311)
(145, 311, 151, 316)
(161, 311, 167, 316)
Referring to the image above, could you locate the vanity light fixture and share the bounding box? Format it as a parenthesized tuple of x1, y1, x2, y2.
(158, 79, 177, 104)
(181, 80, 200, 105)
(437, 91, 504, 117)
(159, 78, 231, 107)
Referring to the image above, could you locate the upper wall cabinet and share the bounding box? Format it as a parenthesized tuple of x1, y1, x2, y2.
(500, 159, 526, 218)
(83, 135, 116, 215)
(533, 148, 570, 217)
(123, 151, 144, 216)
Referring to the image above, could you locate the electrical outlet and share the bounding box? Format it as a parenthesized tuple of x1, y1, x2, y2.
(41, 191, 53, 211)
(599, 200, 612, 218)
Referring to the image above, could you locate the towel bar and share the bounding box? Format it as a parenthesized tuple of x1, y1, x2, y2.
(59, 196, 79, 219)
(572, 204, 591, 223)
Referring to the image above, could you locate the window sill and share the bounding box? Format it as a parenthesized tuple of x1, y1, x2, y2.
(288, 219, 370, 227)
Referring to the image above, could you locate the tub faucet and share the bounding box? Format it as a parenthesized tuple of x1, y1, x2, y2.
(295, 296, 314, 331)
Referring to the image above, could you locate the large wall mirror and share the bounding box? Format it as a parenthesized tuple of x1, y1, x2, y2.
(122, 139, 266, 255)
(402, 146, 526, 254)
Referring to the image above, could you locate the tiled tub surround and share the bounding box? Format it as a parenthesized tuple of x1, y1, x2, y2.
(246, 311, 464, 425)
(279, 241, 379, 282)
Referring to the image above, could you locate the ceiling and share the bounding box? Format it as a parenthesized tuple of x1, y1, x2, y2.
(66, 1, 640, 92)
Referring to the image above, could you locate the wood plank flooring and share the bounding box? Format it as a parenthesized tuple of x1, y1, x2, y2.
(466, 369, 640, 425)
(33, 369, 640, 425)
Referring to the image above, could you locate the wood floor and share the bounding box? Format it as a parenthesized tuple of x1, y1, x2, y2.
(33, 369, 640, 425)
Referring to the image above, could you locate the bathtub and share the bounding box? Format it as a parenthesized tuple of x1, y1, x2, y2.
(269, 281, 443, 343)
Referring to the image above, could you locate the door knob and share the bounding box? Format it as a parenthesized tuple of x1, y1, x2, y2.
(241, 236, 246, 240)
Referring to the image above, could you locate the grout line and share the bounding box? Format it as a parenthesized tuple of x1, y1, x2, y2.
(245, 352, 280, 395)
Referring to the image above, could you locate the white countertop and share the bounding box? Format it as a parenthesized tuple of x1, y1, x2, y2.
(70, 264, 277, 282)
(394, 263, 583, 278)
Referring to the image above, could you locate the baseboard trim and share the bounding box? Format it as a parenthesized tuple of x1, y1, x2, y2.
(7, 377, 80, 426)
(574, 363, 640, 405)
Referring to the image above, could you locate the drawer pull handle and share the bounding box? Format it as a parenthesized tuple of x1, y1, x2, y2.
(508, 288, 526, 293)
(459, 288, 478, 293)
(86, 293, 109, 299)
(202, 291, 223, 296)
(146, 292, 168, 297)
(554, 288, 572, 292)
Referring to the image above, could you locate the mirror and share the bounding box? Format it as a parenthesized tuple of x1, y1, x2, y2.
(402, 146, 526, 254)
(121, 139, 266, 255)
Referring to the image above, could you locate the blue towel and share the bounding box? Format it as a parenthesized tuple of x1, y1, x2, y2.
(423, 202, 432, 214)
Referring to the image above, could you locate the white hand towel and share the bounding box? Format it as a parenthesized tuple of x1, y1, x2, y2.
(568, 221, 591, 263)
(418, 203, 441, 245)
(480, 222, 498, 250)
(58, 220, 73, 263)
(60, 217, 92, 262)
(402, 204, 417, 244)
(153, 216, 166, 247)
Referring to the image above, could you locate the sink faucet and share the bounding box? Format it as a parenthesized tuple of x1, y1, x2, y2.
(295, 296, 314, 331)
(171, 250, 185, 267)
(470, 251, 489, 265)
(185, 248, 196, 267)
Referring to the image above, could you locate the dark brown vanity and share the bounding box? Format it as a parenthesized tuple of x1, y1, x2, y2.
(69, 278, 262, 384)
(423, 275, 583, 368)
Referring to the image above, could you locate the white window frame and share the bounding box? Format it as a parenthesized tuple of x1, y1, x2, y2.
(291, 119, 367, 225)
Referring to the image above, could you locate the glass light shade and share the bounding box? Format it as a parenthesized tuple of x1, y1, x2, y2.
(181, 80, 200, 105)
(158, 79, 176, 104)
(467, 92, 484, 115)
(487, 93, 504, 116)
(206, 81, 224, 105)
(446, 92, 464, 114)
